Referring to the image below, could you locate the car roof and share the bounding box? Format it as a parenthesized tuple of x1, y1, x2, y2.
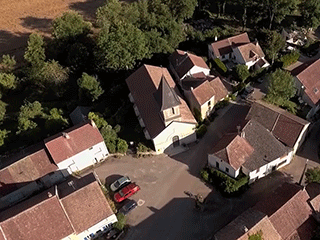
(120, 183, 137, 194)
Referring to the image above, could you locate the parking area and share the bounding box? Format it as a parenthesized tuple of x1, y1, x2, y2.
(88, 103, 316, 240)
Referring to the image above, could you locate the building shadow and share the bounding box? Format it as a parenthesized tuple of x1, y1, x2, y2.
(20, 16, 52, 33)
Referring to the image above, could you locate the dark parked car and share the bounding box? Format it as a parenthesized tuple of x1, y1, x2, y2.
(240, 86, 254, 99)
(119, 199, 138, 215)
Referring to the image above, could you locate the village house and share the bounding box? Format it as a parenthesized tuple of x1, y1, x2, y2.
(208, 101, 309, 183)
(0, 173, 118, 240)
(214, 183, 318, 240)
(126, 64, 197, 154)
(208, 32, 270, 70)
(44, 120, 108, 176)
(168, 49, 210, 82)
(292, 59, 320, 119)
(0, 120, 109, 209)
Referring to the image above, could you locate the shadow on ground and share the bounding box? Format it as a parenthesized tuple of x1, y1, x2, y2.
(69, 0, 105, 21)
(20, 16, 52, 33)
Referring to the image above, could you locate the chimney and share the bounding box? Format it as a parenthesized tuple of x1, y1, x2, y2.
(90, 119, 97, 128)
(237, 125, 241, 135)
(241, 131, 245, 138)
(62, 132, 70, 139)
(48, 192, 53, 198)
(243, 226, 248, 233)
(191, 87, 193, 91)
(254, 38, 259, 46)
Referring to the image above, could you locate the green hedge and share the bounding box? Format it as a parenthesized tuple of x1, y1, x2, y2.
(213, 58, 227, 74)
(280, 51, 300, 67)
(196, 124, 207, 138)
(306, 167, 320, 184)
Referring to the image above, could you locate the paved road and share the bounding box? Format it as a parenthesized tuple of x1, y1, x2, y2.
(91, 103, 309, 240)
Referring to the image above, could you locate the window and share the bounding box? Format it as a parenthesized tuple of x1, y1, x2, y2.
(172, 108, 175, 114)
(225, 167, 229, 173)
(216, 162, 219, 168)
(89, 147, 93, 150)
(208, 101, 211, 106)
(314, 88, 319, 93)
(256, 168, 260, 173)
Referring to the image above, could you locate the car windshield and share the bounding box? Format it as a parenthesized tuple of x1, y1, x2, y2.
(114, 181, 120, 188)
(119, 191, 124, 197)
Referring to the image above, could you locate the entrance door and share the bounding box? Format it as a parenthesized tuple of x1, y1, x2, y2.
(172, 136, 180, 148)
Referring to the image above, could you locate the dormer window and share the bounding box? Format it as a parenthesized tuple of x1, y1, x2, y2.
(208, 101, 211, 106)
(314, 88, 319, 94)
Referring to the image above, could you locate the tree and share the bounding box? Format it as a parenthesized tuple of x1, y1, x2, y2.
(24, 33, 45, 69)
(266, 69, 296, 108)
(0, 55, 16, 73)
(77, 73, 104, 102)
(0, 101, 7, 122)
(300, 0, 320, 30)
(100, 125, 118, 153)
(0, 73, 17, 92)
(96, 21, 150, 70)
(113, 213, 126, 231)
(166, 0, 198, 21)
(39, 60, 69, 85)
(235, 64, 250, 82)
(0, 129, 9, 147)
(52, 11, 92, 41)
(17, 101, 43, 133)
(259, 29, 285, 64)
(45, 108, 69, 133)
(117, 139, 128, 154)
(88, 112, 108, 129)
(306, 167, 320, 184)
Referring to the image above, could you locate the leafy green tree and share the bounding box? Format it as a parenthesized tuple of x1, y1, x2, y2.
(306, 167, 320, 184)
(24, 33, 45, 69)
(0, 73, 17, 92)
(116, 139, 128, 154)
(0, 101, 7, 122)
(88, 112, 108, 129)
(0, 55, 16, 73)
(259, 29, 285, 64)
(52, 11, 92, 41)
(0, 129, 9, 147)
(166, 0, 198, 21)
(266, 69, 296, 109)
(39, 60, 69, 85)
(17, 101, 43, 133)
(101, 125, 118, 153)
(300, 0, 320, 30)
(235, 64, 250, 82)
(45, 108, 69, 133)
(77, 73, 104, 102)
(113, 213, 126, 231)
(96, 21, 150, 70)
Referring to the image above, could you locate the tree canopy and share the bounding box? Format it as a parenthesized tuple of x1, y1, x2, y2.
(17, 101, 44, 133)
(52, 11, 92, 41)
(0, 55, 16, 73)
(300, 0, 320, 30)
(235, 64, 250, 82)
(259, 29, 285, 64)
(77, 73, 104, 102)
(24, 33, 45, 69)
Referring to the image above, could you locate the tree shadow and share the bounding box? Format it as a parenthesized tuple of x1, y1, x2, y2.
(0, 30, 30, 60)
(20, 16, 52, 33)
(69, 0, 105, 21)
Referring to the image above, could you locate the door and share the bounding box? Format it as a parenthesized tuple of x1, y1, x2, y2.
(172, 136, 180, 148)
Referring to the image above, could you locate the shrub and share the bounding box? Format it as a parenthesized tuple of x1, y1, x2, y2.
(200, 169, 210, 182)
(306, 167, 320, 184)
(249, 230, 263, 240)
(196, 124, 207, 138)
(213, 58, 227, 74)
(215, 99, 229, 109)
(193, 108, 202, 123)
(235, 64, 250, 82)
(100, 186, 117, 213)
(113, 213, 126, 231)
(116, 139, 128, 154)
(280, 51, 300, 67)
(137, 142, 152, 152)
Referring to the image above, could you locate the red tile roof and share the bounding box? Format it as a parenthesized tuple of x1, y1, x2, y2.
(59, 176, 114, 234)
(126, 65, 197, 138)
(296, 59, 320, 105)
(247, 101, 309, 148)
(169, 50, 209, 78)
(0, 143, 57, 196)
(236, 42, 266, 63)
(210, 33, 250, 57)
(44, 121, 104, 164)
(0, 193, 74, 240)
(191, 80, 216, 106)
(213, 133, 254, 170)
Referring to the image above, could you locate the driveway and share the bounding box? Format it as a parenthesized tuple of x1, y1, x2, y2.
(86, 103, 304, 240)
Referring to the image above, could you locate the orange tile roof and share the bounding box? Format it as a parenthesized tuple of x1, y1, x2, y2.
(236, 42, 265, 63)
(210, 33, 250, 57)
(296, 59, 320, 105)
(126, 65, 197, 138)
(44, 121, 104, 164)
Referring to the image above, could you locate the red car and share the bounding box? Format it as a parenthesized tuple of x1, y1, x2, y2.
(114, 183, 140, 202)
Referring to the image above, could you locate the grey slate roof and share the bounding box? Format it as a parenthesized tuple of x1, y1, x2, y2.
(242, 120, 288, 171)
(69, 106, 91, 125)
(154, 75, 181, 111)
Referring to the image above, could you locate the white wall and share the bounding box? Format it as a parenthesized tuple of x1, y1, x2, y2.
(57, 142, 109, 175)
(208, 154, 240, 178)
(293, 123, 310, 154)
(153, 121, 197, 153)
(242, 154, 291, 184)
(181, 66, 210, 81)
(77, 214, 118, 240)
(200, 96, 215, 120)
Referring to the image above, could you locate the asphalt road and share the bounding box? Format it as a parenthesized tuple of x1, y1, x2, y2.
(91, 103, 307, 240)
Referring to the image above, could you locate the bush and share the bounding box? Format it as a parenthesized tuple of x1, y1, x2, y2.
(200, 169, 210, 182)
(113, 213, 126, 231)
(117, 139, 128, 154)
(215, 99, 229, 109)
(306, 167, 320, 184)
(249, 231, 263, 240)
(280, 51, 300, 67)
(196, 124, 207, 138)
(193, 108, 202, 123)
(235, 64, 250, 82)
(213, 58, 227, 74)
(137, 142, 152, 152)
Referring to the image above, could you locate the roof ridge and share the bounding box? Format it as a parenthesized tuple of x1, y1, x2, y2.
(0, 225, 7, 240)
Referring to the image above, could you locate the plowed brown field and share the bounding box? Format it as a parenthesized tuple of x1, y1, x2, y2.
(0, 0, 104, 58)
